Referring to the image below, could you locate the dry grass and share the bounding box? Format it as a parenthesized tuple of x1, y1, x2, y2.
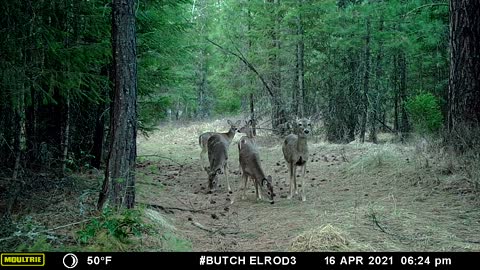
(290, 224, 372, 252)
(134, 120, 480, 252)
(5, 119, 478, 252)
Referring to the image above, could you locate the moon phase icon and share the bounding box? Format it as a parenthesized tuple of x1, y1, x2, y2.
(63, 253, 79, 269)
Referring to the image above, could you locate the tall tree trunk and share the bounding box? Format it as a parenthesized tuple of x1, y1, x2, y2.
(5, 84, 25, 219)
(92, 101, 106, 169)
(250, 93, 257, 136)
(98, 0, 138, 210)
(196, 47, 209, 118)
(268, 0, 286, 133)
(398, 51, 410, 141)
(360, 18, 371, 143)
(194, 0, 210, 119)
(247, 1, 257, 136)
(393, 54, 399, 133)
(447, 0, 480, 150)
(369, 17, 383, 144)
(25, 87, 38, 167)
(91, 65, 111, 169)
(346, 51, 359, 143)
(60, 93, 70, 177)
(295, 0, 305, 117)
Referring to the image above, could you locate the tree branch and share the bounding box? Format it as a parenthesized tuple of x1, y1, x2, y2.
(403, 3, 448, 18)
(206, 38, 274, 98)
(373, 115, 394, 133)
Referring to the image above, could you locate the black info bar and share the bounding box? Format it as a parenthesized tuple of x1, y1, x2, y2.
(0, 252, 475, 269)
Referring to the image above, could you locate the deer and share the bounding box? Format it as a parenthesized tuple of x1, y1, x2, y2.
(206, 133, 233, 193)
(237, 120, 256, 174)
(199, 120, 241, 169)
(282, 117, 311, 202)
(238, 136, 274, 204)
(238, 120, 256, 146)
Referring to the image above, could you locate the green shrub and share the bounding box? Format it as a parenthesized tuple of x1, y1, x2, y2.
(77, 207, 150, 246)
(16, 236, 54, 252)
(406, 92, 443, 134)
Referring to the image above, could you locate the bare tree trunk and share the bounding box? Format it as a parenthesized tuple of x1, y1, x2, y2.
(392, 54, 399, 134)
(98, 0, 138, 210)
(268, 0, 286, 133)
(398, 51, 410, 141)
(250, 93, 257, 136)
(92, 64, 113, 169)
(369, 17, 383, 144)
(25, 87, 38, 167)
(91, 107, 105, 169)
(447, 0, 480, 150)
(194, 0, 210, 119)
(360, 18, 371, 143)
(369, 98, 379, 144)
(60, 93, 70, 177)
(346, 52, 359, 143)
(5, 85, 25, 219)
(196, 47, 209, 118)
(247, 1, 257, 136)
(295, 0, 305, 117)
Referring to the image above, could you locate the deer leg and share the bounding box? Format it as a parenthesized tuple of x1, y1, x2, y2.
(257, 179, 263, 200)
(242, 174, 248, 200)
(301, 164, 307, 202)
(255, 180, 261, 200)
(293, 165, 298, 196)
(225, 163, 232, 193)
(287, 163, 293, 199)
(200, 148, 206, 170)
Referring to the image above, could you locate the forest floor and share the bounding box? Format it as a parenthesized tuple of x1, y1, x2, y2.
(136, 119, 480, 251)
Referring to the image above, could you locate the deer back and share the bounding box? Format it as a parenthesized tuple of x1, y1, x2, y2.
(208, 134, 229, 173)
(238, 138, 264, 178)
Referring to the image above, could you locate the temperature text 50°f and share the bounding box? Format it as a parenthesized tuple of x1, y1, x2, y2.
(87, 256, 112, 265)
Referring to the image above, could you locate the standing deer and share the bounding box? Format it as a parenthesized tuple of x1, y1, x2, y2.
(206, 133, 233, 193)
(238, 136, 274, 204)
(282, 117, 311, 201)
(238, 120, 256, 146)
(199, 120, 241, 169)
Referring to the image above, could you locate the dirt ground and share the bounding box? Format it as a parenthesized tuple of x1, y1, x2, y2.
(136, 119, 480, 252)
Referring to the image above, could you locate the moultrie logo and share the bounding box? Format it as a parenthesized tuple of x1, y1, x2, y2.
(1, 253, 45, 267)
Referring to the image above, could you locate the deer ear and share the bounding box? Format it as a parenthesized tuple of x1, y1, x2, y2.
(248, 119, 253, 125)
(235, 120, 241, 126)
(227, 120, 232, 125)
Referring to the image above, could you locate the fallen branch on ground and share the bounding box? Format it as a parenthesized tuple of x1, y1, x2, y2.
(0, 219, 90, 243)
(137, 154, 183, 166)
(191, 221, 215, 233)
(144, 203, 204, 214)
(370, 213, 412, 243)
(145, 200, 234, 213)
(190, 219, 239, 236)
